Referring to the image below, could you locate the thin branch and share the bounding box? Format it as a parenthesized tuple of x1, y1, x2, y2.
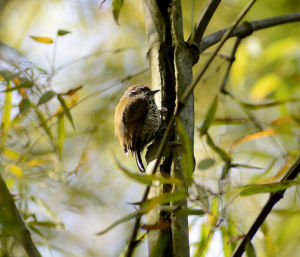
(196, 12, 300, 53)
(232, 157, 300, 257)
(189, 0, 222, 44)
(0, 173, 42, 257)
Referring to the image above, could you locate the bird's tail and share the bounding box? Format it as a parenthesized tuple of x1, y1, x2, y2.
(135, 147, 145, 172)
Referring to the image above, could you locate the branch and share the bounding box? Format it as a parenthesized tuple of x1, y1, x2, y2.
(232, 157, 300, 257)
(196, 12, 300, 53)
(0, 173, 42, 257)
(189, 0, 222, 44)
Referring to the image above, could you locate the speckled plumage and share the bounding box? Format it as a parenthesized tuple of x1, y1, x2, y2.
(114, 84, 160, 172)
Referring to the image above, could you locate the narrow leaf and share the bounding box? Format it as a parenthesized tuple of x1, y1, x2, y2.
(33, 106, 53, 140)
(199, 95, 218, 135)
(245, 240, 256, 257)
(1, 82, 12, 145)
(57, 95, 75, 129)
(239, 181, 300, 196)
(198, 158, 215, 170)
(6, 164, 24, 178)
(176, 118, 194, 185)
(57, 114, 65, 156)
(114, 156, 182, 186)
(0, 81, 33, 93)
(60, 85, 82, 96)
(38, 91, 56, 105)
(57, 29, 71, 36)
(112, 0, 124, 24)
(30, 36, 54, 44)
(206, 133, 231, 163)
(3, 148, 21, 160)
(232, 129, 276, 148)
(96, 211, 140, 236)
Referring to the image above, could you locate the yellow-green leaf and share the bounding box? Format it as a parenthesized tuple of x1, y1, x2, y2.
(38, 90, 56, 105)
(30, 36, 54, 44)
(232, 129, 276, 148)
(1, 82, 12, 145)
(19, 98, 31, 114)
(198, 158, 215, 170)
(33, 106, 53, 140)
(3, 148, 21, 160)
(26, 158, 51, 167)
(6, 164, 24, 178)
(176, 118, 194, 186)
(57, 114, 65, 156)
(230, 44, 248, 87)
(245, 239, 256, 257)
(250, 74, 282, 101)
(199, 96, 218, 135)
(57, 95, 75, 129)
(239, 181, 300, 196)
(112, 0, 124, 24)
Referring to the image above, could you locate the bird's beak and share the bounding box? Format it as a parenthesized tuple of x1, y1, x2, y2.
(150, 89, 160, 95)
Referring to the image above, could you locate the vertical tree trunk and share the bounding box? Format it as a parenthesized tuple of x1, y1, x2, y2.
(143, 0, 194, 256)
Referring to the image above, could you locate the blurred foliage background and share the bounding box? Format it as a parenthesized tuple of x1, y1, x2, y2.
(0, 0, 299, 256)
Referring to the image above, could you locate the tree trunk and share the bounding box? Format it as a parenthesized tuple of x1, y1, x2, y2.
(143, 0, 193, 256)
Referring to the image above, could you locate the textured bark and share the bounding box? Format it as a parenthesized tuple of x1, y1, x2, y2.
(143, 0, 193, 256)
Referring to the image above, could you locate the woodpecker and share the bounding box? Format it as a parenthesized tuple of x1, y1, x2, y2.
(114, 84, 160, 172)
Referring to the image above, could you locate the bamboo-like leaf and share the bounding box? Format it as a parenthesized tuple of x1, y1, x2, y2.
(26, 158, 51, 167)
(177, 208, 205, 216)
(57, 95, 75, 129)
(57, 114, 65, 156)
(176, 118, 194, 186)
(57, 29, 71, 36)
(245, 239, 256, 257)
(239, 181, 300, 196)
(232, 129, 277, 148)
(33, 106, 53, 140)
(3, 148, 21, 160)
(114, 156, 183, 186)
(112, 0, 124, 24)
(60, 86, 82, 96)
(198, 158, 215, 170)
(19, 98, 31, 114)
(199, 95, 218, 135)
(28, 220, 64, 230)
(140, 190, 187, 213)
(206, 133, 231, 163)
(96, 211, 140, 236)
(0, 81, 33, 93)
(30, 35, 54, 44)
(38, 90, 56, 105)
(6, 164, 24, 178)
(1, 82, 12, 145)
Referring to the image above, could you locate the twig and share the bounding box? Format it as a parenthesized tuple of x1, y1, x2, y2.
(189, 0, 222, 44)
(232, 157, 300, 257)
(197, 12, 300, 53)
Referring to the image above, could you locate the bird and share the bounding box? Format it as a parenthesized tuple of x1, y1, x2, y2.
(114, 84, 160, 172)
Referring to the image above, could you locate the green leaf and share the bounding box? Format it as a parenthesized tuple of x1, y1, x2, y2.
(96, 211, 140, 236)
(177, 208, 205, 216)
(28, 220, 64, 229)
(199, 95, 218, 135)
(206, 133, 231, 163)
(112, 0, 124, 24)
(114, 156, 183, 186)
(1, 82, 12, 145)
(38, 90, 56, 105)
(176, 118, 194, 186)
(198, 158, 216, 170)
(57, 114, 65, 156)
(19, 98, 31, 114)
(245, 240, 256, 257)
(239, 181, 300, 196)
(57, 95, 75, 129)
(0, 81, 33, 92)
(33, 106, 53, 140)
(57, 29, 71, 36)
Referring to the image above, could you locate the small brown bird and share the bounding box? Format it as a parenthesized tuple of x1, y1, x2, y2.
(114, 84, 160, 172)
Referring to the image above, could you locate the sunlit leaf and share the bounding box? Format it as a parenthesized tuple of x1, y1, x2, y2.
(245, 240, 256, 257)
(231, 44, 248, 87)
(114, 156, 183, 186)
(112, 0, 124, 24)
(250, 74, 282, 101)
(6, 164, 24, 178)
(38, 91, 56, 105)
(60, 86, 83, 96)
(176, 118, 194, 185)
(57, 29, 71, 36)
(232, 129, 277, 148)
(141, 191, 187, 213)
(57, 95, 75, 129)
(33, 106, 53, 140)
(270, 116, 292, 126)
(96, 210, 140, 236)
(26, 158, 51, 167)
(30, 35, 54, 44)
(1, 82, 12, 145)
(3, 148, 21, 160)
(57, 114, 65, 156)
(199, 96, 218, 135)
(198, 158, 215, 170)
(239, 181, 300, 196)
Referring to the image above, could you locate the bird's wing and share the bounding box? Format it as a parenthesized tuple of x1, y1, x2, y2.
(123, 97, 148, 125)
